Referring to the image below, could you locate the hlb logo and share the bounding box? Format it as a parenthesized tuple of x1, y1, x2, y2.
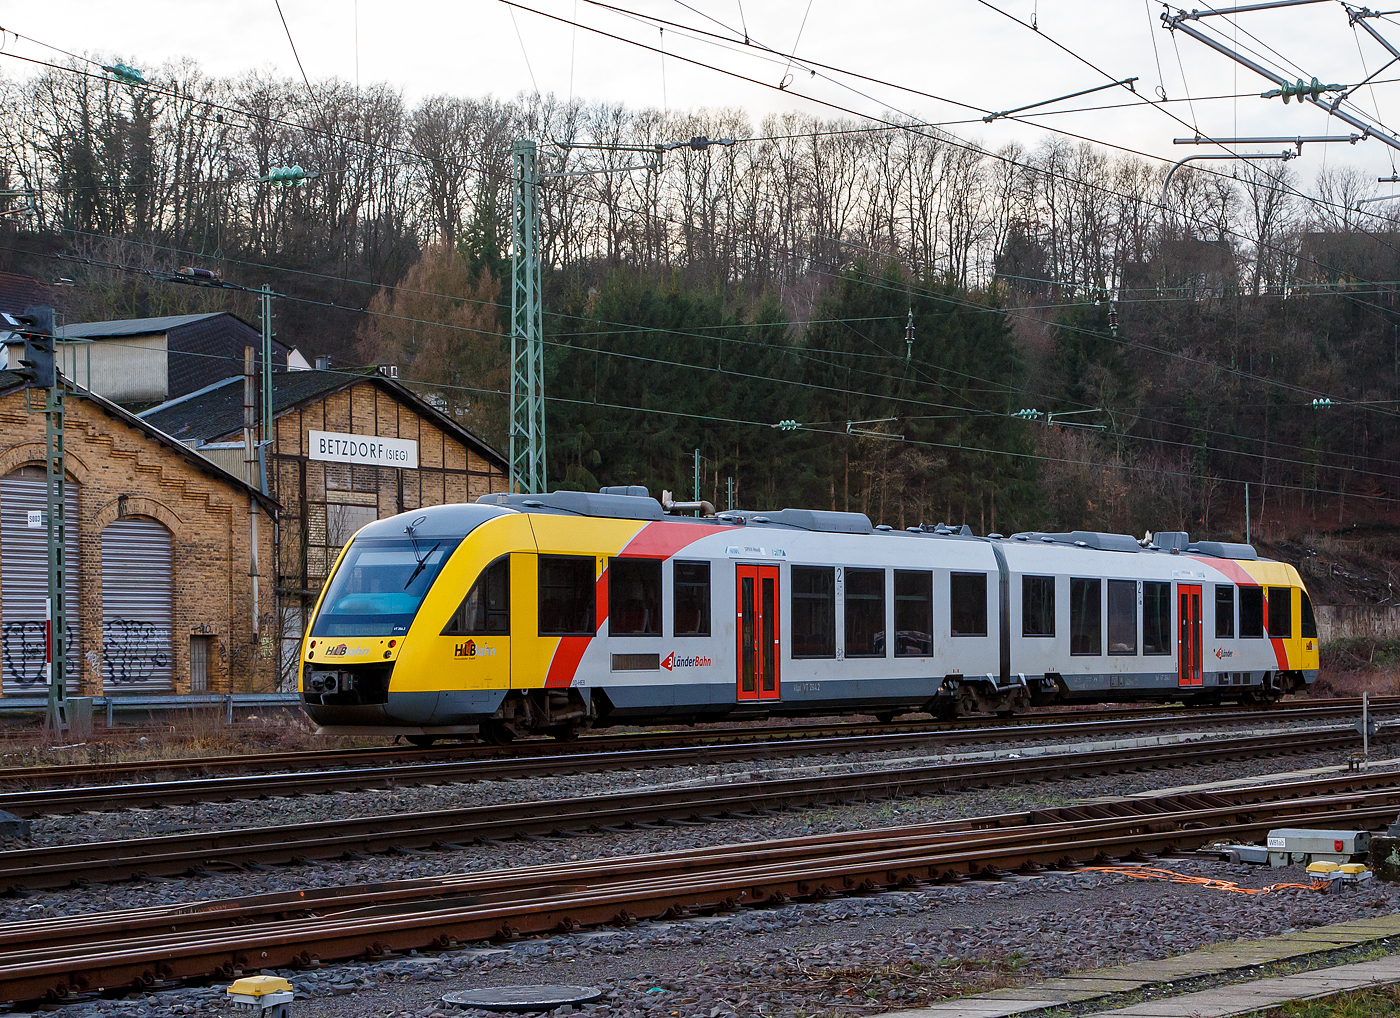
(326, 644, 349, 657)
(455, 640, 476, 658)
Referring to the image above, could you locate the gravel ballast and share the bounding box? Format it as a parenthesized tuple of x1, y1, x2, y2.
(4, 721, 1399, 1017)
(22, 861, 1400, 1018)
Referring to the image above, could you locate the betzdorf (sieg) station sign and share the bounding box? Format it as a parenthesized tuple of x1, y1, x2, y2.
(309, 430, 419, 469)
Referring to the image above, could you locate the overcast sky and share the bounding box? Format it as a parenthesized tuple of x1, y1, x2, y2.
(7, 0, 1400, 191)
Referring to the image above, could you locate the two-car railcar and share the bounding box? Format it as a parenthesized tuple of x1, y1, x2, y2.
(299, 488, 1319, 741)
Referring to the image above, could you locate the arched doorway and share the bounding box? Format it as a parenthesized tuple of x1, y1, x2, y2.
(0, 467, 80, 692)
(101, 517, 174, 692)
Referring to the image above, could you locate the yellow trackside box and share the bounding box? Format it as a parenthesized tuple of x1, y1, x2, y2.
(227, 976, 293, 1017)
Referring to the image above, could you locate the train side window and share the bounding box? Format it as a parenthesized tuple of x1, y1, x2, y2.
(791, 566, 836, 658)
(949, 572, 988, 637)
(442, 556, 510, 635)
(1301, 591, 1318, 640)
(539, 556, 596, 636)
(894, 570, 933, 657)
(1240, 587, 1264, 638)
(1215, 585, 1235, 639)
(1070, 577, 1101, 655)
(1107, 579, 1136, 655)
(1022, 575, 1055, 637)
(1143, 581, 1171, 655)
(845, 567, 886, 657)
(1268, 587, 1292, 638)
(609, 558, 662, 636)
(674, 561, 711, 637)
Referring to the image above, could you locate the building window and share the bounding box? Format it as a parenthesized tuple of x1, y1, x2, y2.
(539, 556, 595, 636)
(844, 567, 886, 658)
(1301, 592, 1319, 639)
(1070, 578, 1101, 655)
(1022, 575, 1055, 637)
(791, 566, 835, 658)
(1143, 581, 1171, 655)
(1268, 587, 1293, 638)
(1215, 584, 1235, 639)
(609, 558, 662, 636)
(894, 570, 933, 656)
(1107, 579, 1136, 655)
(950, 572, 988, 637)
(325, 504, 377, 550)
(1240, 587, 1264, 638)
(444, 556, 509, 635)
(674, 561, 711, 636)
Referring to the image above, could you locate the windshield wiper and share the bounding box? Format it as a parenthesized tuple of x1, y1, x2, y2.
(403, 541, 442, 590)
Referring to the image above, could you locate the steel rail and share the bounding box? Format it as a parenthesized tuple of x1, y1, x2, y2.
(3, 700, 1391, 813)
(0, 725, 1379, 891)
(5, 778, 1400, 1003)
(3, 697, 1389, 793)
(5, 768, 1398, 951)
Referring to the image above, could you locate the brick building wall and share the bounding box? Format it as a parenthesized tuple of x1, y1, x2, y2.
(0, 385, 277, 696)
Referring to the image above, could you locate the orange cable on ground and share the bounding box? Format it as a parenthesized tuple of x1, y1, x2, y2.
(1079, 866, 1324, 895)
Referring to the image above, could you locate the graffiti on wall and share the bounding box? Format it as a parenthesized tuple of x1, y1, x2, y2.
(1, 620, 78, 686)
(101, 618, 170, 685)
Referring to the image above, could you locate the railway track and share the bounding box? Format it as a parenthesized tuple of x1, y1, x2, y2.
(5, 770, 1400, 1005)
(1, 708, 1392, 817)
(1, 696, 1391, 800)
(0, 723, 1381, 890)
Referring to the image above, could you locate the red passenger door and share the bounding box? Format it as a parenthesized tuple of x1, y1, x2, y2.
(1178, 584, 1203, 687)
(736, 565, 780, 701)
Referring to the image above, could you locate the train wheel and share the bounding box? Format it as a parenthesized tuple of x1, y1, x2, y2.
(874, 712, 897, 724)
(407, 735, 437, 748)
(545, 723, 581, 742)
(995, 708, 1015, 718)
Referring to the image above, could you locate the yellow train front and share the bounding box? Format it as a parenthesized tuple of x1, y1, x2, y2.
(299, 490, 1321, 742)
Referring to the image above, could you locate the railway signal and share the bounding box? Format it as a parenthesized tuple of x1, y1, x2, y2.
(3, 306, 67, 734)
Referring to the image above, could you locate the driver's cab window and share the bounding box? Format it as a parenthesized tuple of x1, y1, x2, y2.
(443, 556, 510, 635)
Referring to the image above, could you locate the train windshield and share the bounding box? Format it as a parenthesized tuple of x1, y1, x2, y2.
(311, 537, 462, 637)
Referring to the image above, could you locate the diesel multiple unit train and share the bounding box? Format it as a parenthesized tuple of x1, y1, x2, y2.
(299, 488, 1320, 741)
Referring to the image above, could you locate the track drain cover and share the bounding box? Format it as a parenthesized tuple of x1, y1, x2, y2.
(442, 985, 604, 1012)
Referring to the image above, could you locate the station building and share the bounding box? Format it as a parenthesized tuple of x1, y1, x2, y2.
(140, 368, 509, 672)
(0, 370, 278, 697)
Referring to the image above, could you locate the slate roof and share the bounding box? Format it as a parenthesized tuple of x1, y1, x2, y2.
(139, 369, 507, 469)
(56, 313, 225, 338)
(0, 272, 54, 318)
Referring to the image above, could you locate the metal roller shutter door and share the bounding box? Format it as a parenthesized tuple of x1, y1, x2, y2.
(101, 519, 174, 692)
(0, 472, 80, 692)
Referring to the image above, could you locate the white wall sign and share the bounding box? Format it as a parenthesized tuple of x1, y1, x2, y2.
(26, 510, 44, 528)
(309, 430, 419, 469)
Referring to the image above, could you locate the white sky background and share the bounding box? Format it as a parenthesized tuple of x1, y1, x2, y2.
(7, 0, 1400, 197)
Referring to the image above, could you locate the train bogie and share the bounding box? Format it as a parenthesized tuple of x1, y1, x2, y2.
(298, 491, 1320, 738)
